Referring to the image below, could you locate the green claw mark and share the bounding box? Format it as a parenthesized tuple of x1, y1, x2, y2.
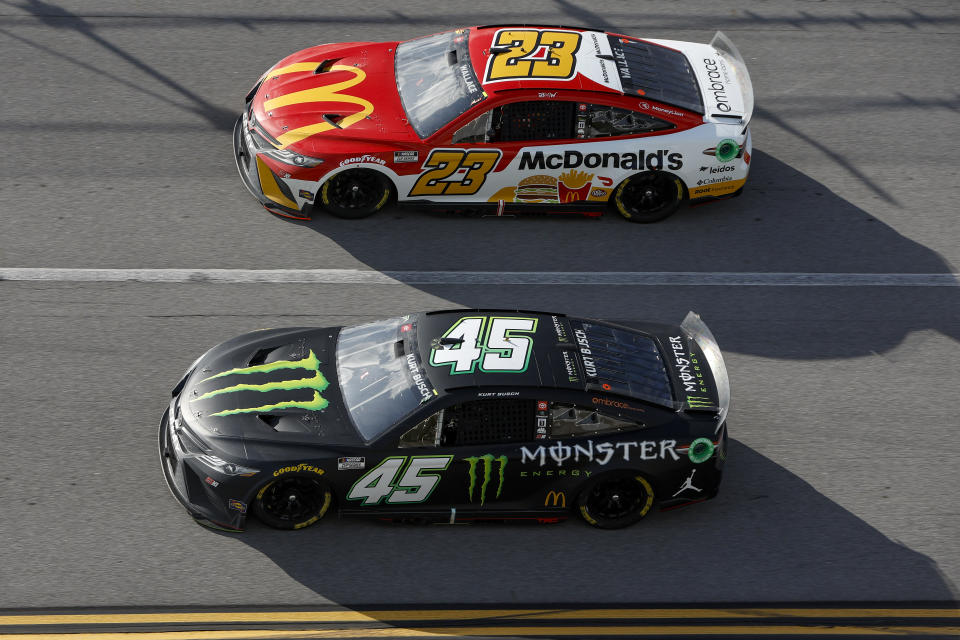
(200, 350, 321, 382)
(464, 457, 479, 502)
(687, 395, 713, 408)
(197, 370, 329, 400)
(463, 454, 507, 505)
(198, 349, 329, 417)
(480, 454, 493, 505)
(496, 455, 506, 499)
(211, 391, 329, 417)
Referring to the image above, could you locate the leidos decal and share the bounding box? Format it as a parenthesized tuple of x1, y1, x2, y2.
(544, 490, 566, 508)
(196, 350, 330, 417)
(464, 454, 507, 505)
(520, 149, 683, 172)
(263, 64, 373, 149)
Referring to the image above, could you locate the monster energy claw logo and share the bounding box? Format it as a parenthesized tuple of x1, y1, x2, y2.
(687, 395, 713, 408)
(197, 350, 330, 417)
(463, 454, 507, 505)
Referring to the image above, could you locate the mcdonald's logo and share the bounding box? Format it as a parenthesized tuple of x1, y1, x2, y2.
(544, 490, 566, 508)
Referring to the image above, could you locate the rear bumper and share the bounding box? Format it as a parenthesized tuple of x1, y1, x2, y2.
(658, 422, 727, 509)
(232, 115, 310, 220)
(158, 404, 247, 532)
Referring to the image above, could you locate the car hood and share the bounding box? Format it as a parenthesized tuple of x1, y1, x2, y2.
(179, 327, 362, 446)
(249, 41, 415, 154)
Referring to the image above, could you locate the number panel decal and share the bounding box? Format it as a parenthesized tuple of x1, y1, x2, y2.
(408, 149, 502, 197)
(430, 317, 538, 375)
(485, 29, 582, 82)
(347, 456, 454, 506)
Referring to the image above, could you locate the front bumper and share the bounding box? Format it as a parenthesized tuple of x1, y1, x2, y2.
(158, 403, 248, 532)
(232, 115, 310, 220)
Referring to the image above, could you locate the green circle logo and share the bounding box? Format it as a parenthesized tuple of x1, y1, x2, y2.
(715, 139, 738, 163)
(688, 437, 715, 464)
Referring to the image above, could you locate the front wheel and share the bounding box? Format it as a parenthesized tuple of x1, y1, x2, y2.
(612, 172, 683, 223)
(320, 169, 392, 219)
(254, 476, 332, 530)
(577, 473, 655, 529)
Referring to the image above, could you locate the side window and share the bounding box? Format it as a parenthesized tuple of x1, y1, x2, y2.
(430, 398, 536, 446)
(452, 110, 493, 144)
(548, 402, 643, 438)
(498, 101, 576, 142)
(577, 103, 674, 139)
(399, 412, 442, 448)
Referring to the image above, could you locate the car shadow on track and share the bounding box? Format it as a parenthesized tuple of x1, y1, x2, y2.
(214, 439, 955, 603)
(293, 148, 959, 360)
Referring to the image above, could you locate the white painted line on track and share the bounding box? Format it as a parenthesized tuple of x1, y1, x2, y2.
(1, 268, 958, 286)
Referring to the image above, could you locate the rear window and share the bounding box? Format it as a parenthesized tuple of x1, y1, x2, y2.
(570, 320, 674, 407)
(608, 36, 703, 114)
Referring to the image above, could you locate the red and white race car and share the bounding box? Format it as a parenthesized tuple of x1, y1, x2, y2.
(233, 25, 753, 223)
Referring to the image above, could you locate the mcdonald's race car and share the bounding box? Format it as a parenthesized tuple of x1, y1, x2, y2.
(159, 310, 730, 531)
(233, 25, 753, 223)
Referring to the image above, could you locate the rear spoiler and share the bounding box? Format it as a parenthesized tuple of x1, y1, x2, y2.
(665, 312, 730, 424)
(707, 32, 754, 124)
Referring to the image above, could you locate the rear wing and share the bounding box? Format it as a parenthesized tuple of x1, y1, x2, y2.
(663, 312, 730, 424)
(648, 32, 753, 125)
(707, 31, 754, 124)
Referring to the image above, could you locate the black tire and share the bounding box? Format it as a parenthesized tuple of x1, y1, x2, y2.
(612, 172, 683, 223)
(253, 476, 332, 530)
(577, 473, 655, 529)
(319, 169, 392, 219)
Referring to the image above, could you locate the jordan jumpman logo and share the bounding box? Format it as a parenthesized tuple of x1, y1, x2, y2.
(672, 469, 702, 497)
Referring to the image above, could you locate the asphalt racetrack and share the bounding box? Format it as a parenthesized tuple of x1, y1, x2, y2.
(1, 0, 959, 614)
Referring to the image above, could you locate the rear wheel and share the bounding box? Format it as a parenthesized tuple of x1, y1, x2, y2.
(319, 169, 392, 219)
(577, 473, 655, 529)
(254, 476, 332, 530)
(612, 172, 683, 223)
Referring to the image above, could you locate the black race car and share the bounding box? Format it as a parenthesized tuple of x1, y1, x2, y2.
(159, 310, 729, 531)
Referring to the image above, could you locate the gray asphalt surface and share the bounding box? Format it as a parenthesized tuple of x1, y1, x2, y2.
(1, 0, 958, 608)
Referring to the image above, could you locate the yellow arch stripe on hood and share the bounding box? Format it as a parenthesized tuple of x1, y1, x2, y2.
(263, 65, 374, 149)
(267, 61, 323, 77)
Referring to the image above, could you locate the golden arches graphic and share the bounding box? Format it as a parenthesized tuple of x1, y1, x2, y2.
(263, 64, 374, 149)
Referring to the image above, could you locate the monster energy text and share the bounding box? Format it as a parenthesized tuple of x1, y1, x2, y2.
(669, 336, 707, 394)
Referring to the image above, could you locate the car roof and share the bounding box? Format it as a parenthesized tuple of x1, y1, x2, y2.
(467, 25, 704, 114)
(416, 309, 677, 409)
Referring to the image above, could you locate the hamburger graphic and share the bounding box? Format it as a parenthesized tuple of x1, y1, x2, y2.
(515, 175, 558, 203)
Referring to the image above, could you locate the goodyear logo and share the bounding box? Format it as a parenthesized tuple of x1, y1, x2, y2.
(197, 350, 329, 417)
(463, 454, 507, 505)
(273, 463, 325, 477)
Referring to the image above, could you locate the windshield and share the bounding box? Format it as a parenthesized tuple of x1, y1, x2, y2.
(336, 316, 436, 441)
(395, 29, 486, 139)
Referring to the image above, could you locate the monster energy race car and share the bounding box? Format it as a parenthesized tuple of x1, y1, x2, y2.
(159, 310, 729, 531)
